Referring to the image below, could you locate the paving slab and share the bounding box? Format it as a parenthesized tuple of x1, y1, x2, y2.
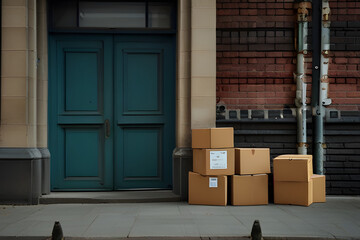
(83, 215, 136, 238)
(129, 215, 200, 237)
(0, 197, 359, 240)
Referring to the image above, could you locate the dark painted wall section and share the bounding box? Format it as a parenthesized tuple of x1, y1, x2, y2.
(217, 117, 360, 195)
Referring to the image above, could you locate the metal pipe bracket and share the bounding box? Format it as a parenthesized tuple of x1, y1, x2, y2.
(322, 1, 331, 27)
(322, 50, 330, 58)
(295, 2, 312, 22)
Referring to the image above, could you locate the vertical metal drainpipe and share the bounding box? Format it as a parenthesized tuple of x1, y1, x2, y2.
(321, 1, 331, 107)
(295, 1, 311, 155)
(312, 0, 322, 174)
(0, 0, 2, 120)
(312, 0, 331, 175)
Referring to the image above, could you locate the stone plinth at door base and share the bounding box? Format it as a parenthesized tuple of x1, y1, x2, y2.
(173, 147, 193, 201)
(0, 148, 50, 205)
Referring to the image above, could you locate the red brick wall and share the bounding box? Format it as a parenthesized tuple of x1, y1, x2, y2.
(328, 0, 360, 111)
(217, 0, 297, 110)
(216, 0, 360, 112)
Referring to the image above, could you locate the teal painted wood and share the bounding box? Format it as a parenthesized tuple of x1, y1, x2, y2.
(65, 128, 100, 177)
(49, 34, 175, 190)
(123, 127, 160, 178)
(49, 34, 114, 190)
(124, 51, 160, 112)
(65, 51, 98, 111)
(114, 35, 175, 189)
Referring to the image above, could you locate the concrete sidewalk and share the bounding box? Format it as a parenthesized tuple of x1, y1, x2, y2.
(0, 197, 359, 240)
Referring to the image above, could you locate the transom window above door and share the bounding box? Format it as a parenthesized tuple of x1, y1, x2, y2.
(49, 0, 176, 31)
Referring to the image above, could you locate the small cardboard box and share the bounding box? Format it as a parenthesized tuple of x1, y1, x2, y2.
(274, 181, 313, 206)
(312, 174, 326, 203)
(193, 148, 235, 176)
(231, 174, 268, 206)
(192, 128, 234, 149)
(273, 155, 312, 182)
(235, 148, 270, 175)
(188, 171, 227, 206)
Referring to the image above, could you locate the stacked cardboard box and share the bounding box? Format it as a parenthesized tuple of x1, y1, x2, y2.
(188, 128, 234, 206)
(312, 174, 326, 203)
(273, 155, 326, 206)
(231, 148, 270, 206)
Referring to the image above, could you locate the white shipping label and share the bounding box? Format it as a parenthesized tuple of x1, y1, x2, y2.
(209, 177, 218, 188)
(210, 151, 227, 169)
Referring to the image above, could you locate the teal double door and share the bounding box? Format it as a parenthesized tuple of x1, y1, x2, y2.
(49, 34, 175, 190)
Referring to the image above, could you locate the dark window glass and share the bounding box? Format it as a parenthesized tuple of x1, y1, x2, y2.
(79, 2, 146, 28)
(52, 1, 78, 28)
(49, 0, 175, 30)
(148, 2, 172, 28)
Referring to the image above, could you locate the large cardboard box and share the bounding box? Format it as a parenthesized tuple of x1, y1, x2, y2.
(312, 174, 326, 203)
(273, 155, 312, 182)
(193, 148, 235, 176)
(274, 181, 313, 206)
(235, 148, 270, 175)
(188, 171, 227, 206)
(231, 174, 268, 206)
(192, 128, 234, 149)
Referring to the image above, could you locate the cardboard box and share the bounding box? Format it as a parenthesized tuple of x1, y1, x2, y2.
(192, 128, 234, 149)
(311, 174, 326, 203)
(188, 171, 227, 206)
(235, 148, 270, 175)
(193, 148, 235, 176)
(274, 181, 313, 206)
(231, 174, 268, 206)
(273, 155, 312, 182)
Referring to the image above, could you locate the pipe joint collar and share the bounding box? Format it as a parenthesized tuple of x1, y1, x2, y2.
(295, 2, 312, 22)
(295, 98, 306, 107)
(322, 1, 331, 23)
(322, 98, 332, 106)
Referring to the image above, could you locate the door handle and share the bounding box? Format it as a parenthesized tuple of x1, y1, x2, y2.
(105, 119, 110, 138)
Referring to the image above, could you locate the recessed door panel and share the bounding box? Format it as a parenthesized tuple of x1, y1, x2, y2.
(122, 127, 162, 179)
(64, 127, 102, 178)
(123, 51, 162, 113)
(65, 51, 99, 112)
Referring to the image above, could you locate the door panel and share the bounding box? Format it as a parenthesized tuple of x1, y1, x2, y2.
(114, 35, 175, 189)
(123, 50, 162, 113)
(122, 127, 162, 179)
(49, 35, 113, 190)
(65, 51, 99, 111)
(64, 127, 102, 178)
